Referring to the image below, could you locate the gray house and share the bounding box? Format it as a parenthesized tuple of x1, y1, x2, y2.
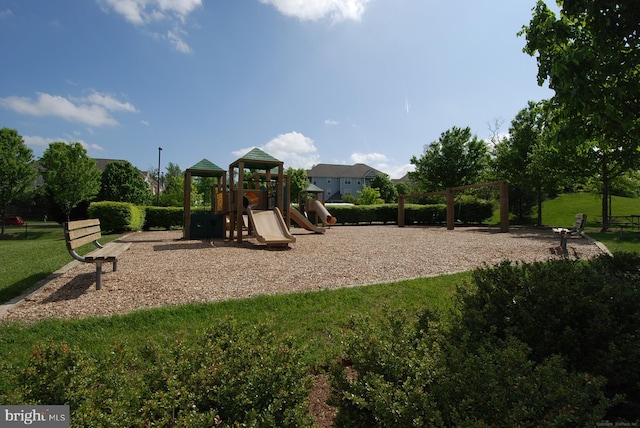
(306, 163, 386, 202)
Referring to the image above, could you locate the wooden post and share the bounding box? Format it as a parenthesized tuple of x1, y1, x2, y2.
(398, 195, 405, 227)
(446, 187, 455, 230)
(236, 162, 244, 243)
(183, 170, 192, 239)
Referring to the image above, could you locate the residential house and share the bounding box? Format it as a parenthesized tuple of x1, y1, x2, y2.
(306, 163, 386, 202)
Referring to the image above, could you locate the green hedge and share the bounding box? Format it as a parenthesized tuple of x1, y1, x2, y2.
(88, 202, 145, 233)
(143, 206, 184, 230)
(85, 199, 494, 232)
(327, 199, 492, 225)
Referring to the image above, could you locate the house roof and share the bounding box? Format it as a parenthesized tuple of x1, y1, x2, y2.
(307, 163, 385, 178)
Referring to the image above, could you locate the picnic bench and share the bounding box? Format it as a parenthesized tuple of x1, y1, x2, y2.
(552, 213, 587, 255)
(64, 219, 131, 290)
(607, 215, 640, 232)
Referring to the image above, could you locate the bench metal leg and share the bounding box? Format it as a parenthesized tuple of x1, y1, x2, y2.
(95, 262, 103, 290)
(560, 233, 568, 256)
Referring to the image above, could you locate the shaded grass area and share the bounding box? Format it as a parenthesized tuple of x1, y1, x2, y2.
(0, 221, 121, 303)
(0, 272, 463, 370)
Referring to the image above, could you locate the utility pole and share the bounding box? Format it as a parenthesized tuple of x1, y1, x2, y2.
(157, 147, 162, 206)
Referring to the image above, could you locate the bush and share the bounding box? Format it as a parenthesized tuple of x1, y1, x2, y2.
(403, 203, 446, 225)
(453, 196, 494, 224)
(330, 310, 610, 427)
(6, 320, 313, 427)
(88, 201, 145, 232)
(143, 206, 183, 230)
(454, 253, 640, 421)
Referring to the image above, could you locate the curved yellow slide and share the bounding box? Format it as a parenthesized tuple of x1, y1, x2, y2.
(289, 207, 326, 234)
(246, 207, 296, 246)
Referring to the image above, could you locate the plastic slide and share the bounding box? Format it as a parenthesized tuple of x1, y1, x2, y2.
(309, 199, 337, 225)
(246, 207, 296, 246)
(289, 207, 326, 234)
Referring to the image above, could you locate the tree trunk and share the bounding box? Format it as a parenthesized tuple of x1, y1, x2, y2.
(601, 162, 609, 232)
(536, 186, 543, 227)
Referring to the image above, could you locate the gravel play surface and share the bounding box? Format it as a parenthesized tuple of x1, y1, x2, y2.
(1, 225, 606, 322)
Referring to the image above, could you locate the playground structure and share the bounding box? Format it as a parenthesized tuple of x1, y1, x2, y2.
(182, 149, 337, 245)
(289, 184, 337, 234)
(397, 181, 509, 232)
(227, 148, 294, 246)
(183, 159, 227, 240)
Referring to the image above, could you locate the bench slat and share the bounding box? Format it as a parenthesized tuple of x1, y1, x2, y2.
(84, 242, 131, 262)
(66, 219, 100, 230)
(66, 231, 102, 250)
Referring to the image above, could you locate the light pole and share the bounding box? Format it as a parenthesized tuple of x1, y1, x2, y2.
(157, 147, 162, 206)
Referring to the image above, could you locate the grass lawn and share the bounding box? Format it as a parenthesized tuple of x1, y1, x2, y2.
(0, 272, 464, 370)
(0, 221, 121, 303)
(1, 194, 638, 374)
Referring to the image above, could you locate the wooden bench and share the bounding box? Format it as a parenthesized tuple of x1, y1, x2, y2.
(64, 219, 131, 290)
(552, 213, 587, 255)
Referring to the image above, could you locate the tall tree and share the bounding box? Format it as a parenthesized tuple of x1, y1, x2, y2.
(285, 167, 310, 206)
(521, 0, 640, 230)
(409, 126, 489, 192)
(39, 142, 101, 222)
(99, 161, 152, 205)
(493, 100, 564, 224)
(159, 162, 185, 207)
(0, 128, 38, 234)
(371, 173, 398, 203)
(357, 186, 384, 205)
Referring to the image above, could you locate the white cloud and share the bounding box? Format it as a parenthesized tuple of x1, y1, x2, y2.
(167, 28, 191, 53)
(351, 152, 414, 179)
(232, 131, 321, 169)
(98, 0, 202, 24)
(351, 152, 387, 164)
(324, 119, 339, 126)
(24, 135, 105, 157)
(99, 0, 201, 52)
(83, 92, 138, 112)
(0, 91, 137, 127)
(259, 0, 371, 22)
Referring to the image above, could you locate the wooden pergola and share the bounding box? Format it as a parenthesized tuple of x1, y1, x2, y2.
(398, 181, 509, 232)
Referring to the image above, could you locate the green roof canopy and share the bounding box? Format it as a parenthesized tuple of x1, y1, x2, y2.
(229, 148, 282, 170)
(186, 159, 225, 177)
(303, 184, 325, 193)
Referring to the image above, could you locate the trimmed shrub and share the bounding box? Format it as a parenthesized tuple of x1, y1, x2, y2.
(453, 197, 494, 224)
(144, 206, 183, 230)
(454, 253, 640, 421)
(8, 320, 313, 427)
(404, 203, 446, 225)
(330, 310, 610, 427)
(88, 201, 144, 232)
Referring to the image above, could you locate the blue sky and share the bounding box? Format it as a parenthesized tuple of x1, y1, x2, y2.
(1, 0, 554, 179)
